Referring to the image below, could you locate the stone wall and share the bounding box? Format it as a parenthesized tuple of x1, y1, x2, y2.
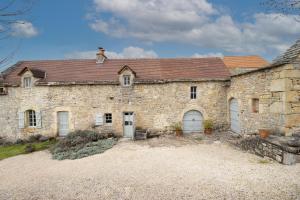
(228, 63, 300, 136)
(281, 63, 300, 135)
(238, 136, 300, 165)
(0, 81, 228, 140)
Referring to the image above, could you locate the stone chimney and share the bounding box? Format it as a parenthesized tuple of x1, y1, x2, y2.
(96, 47, 107, 64)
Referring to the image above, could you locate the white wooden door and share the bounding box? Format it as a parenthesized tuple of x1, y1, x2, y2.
(123, 112, 134, 138)
(230, 99, 240, 133)
(183, 110, 203, 134)
(58, 112, 69, 136)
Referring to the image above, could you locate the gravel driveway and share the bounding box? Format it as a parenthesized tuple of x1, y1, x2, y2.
(0, 136, 300, 200)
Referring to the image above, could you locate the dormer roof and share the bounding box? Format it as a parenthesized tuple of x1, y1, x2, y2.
(118, 65, 136, 76)
(17, 67, 46, 79)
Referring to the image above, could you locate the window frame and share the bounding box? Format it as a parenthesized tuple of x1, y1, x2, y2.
(26, 110, 37, 127)
(105, 113, 112, 124)
(190, 86, 197, 99)
(123, 75, 131, 86)
(23, 77, 32, 88)
(252, 98, 259, 113)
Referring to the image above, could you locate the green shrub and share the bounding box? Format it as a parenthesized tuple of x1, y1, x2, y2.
(203, 120, 213, 129)
(50, 130, 117, 160)
(15, 139, 25, 144)
(171, 122, 182, 131)
(28, 134, 42, 143)
(24, 144, 35, 153)
(52, 138, 117, 160)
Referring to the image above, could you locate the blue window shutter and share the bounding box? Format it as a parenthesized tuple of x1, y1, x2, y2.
(95, 113, 103, 126)
(36, 111, 42, 128)
(18, 112, 25, 129)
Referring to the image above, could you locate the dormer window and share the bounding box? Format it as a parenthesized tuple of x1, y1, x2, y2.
(118, 65, 136, 87)
(18, 67, 46, 88)
(24, 77, 32, 88)
(123, 75, 131, 86)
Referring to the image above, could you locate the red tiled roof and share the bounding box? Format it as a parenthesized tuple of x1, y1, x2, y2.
(223, 56, 269, 69)
(3, 58, 231, 85)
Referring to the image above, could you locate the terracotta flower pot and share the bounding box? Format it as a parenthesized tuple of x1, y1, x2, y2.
(259, 129, 270, 139)
(175, 130, 183, 136)
(204, 128, 213, 135)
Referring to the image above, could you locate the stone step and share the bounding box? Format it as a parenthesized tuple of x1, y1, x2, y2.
(135, 131, 147, 140)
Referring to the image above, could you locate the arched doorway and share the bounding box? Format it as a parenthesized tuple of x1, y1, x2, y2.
(230, 98, 240, 133)
(183, 110, 203, 134)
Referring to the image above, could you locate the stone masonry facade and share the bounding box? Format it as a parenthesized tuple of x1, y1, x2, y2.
(0, 80, 228, 140)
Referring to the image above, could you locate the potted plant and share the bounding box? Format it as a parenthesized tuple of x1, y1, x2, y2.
(204, 119, 213, 135)
(172, 122, 183, 136)
(258, 129, 271, 139)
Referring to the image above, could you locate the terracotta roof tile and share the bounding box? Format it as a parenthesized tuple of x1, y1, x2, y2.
(3, 58, 230, 85)
(223, 56, 269, 69)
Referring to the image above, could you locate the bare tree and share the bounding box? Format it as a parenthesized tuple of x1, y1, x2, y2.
(262, 0, 300, 20)
(0, 0, 35, 67)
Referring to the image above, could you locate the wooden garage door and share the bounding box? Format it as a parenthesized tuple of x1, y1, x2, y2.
(230, 98, 240, 133)
(183, 110, 203, 134)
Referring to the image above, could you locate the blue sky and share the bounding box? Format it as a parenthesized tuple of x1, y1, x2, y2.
(1, 0, 300, 71)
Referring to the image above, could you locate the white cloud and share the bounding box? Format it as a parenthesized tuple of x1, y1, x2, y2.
(11, 21, 38, 38)
(65, 46, 158, 59)
(65, 50, 96, 59)
(192, 52, 223, 58)
(89, 0, 300, 56)
(107, 46, 158, 58)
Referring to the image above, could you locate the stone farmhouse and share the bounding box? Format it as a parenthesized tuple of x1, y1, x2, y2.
(0, 41, 299, 141)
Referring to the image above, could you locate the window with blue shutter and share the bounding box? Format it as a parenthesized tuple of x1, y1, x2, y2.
(95, 113, 104, 126)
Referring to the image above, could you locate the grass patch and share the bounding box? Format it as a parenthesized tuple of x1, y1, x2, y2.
(0, 140, 57, 161)
(194, 136, 203, 141)
(258, 158, 272, 164)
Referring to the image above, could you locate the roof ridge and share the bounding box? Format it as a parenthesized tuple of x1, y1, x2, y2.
(223, 55, 264, 57)
(19, 57, 222, 63)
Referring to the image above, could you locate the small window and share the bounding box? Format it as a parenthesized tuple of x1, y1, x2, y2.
(26, 110, 36, 127)
(191, 86, 197, 99)
(252, 98, 259, 113)
(105, 113, 112, 124)
(123, 75, 131, 86)
(24, 77, 32, 88)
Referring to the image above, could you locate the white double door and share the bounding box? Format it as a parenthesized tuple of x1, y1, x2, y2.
(123, 112, 135, 138)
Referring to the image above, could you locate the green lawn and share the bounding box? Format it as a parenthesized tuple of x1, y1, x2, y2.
(0, 140, 57, 160)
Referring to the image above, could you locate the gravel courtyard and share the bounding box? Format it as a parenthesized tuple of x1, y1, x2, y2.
(0, 136, 300, 200)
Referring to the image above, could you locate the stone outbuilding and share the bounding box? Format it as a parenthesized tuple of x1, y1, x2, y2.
(227, 40, 300, 136)
(0, 41, 299, 141)
(223, 55, 269, 75)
